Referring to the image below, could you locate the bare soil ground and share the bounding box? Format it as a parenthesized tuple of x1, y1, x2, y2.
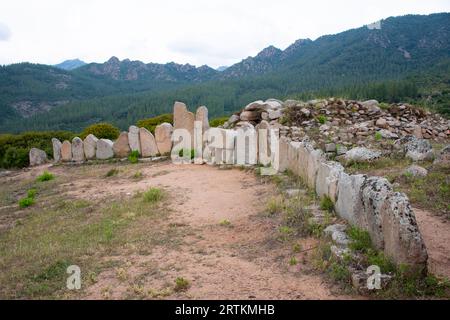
(0, 161, 350, 299)
(0, 160, 448, 299)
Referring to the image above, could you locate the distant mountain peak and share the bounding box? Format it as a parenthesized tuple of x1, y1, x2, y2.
(256, 45, 282, 59)
(54, 58, 86, 70)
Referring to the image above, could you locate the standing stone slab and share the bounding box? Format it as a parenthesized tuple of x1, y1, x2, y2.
(276, 136, 289, 172)
(315, 161, 344, 203)
(113, 132, 131, 158)
(174, 102, 195, 148)
(306, 149, 325, 190)
(83, 134, 98, 160)
(336, 173, 367, 227)
(128, 126, 141, 154)
(96, 139, 114, 160)
(287, 141, 301, 176)
(29, 148, 47, 166)
(196, 106, 210, 134)
(361, 177, 394, 250)
(52, 138, 62, 163)
(139, 127, 159, 157)
(61, 140, 72, 162)
(235, 124, 257, 165)
(381, 192, 428, 270)
(155, 123, 173, 155)
(256, 121, 271, 166)
(72, 137, 85, 162)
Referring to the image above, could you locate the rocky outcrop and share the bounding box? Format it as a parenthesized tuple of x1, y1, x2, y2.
(344, 147, 381, 162)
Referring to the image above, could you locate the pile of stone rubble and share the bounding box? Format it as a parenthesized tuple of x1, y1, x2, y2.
(223, 98, 450, 148)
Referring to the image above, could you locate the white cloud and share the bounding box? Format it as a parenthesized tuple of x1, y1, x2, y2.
(0, 22, 11, 41)
(0, 0, 449, 67)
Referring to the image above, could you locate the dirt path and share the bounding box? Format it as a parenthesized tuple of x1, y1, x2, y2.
(64, 162, 351, 300)
(415, 208, 450, 279)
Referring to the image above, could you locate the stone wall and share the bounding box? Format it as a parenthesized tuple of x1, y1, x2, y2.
(50, 124, 173, 163)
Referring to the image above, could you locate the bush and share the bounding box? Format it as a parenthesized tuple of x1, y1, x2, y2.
(128, 150, 140, 164)
(80, 123, 120, 140)
(36, 171, 54, 182)
(19, 197, 35, 208)
(209, 117, 229, 128)
(137, 114, 173, 134)
(0, 131, 74, 169)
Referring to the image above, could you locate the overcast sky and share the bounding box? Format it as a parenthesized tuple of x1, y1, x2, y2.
(0, 0, 449, 68)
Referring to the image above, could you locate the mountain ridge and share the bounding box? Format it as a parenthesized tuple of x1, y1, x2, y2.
(0, 12, 449, 132)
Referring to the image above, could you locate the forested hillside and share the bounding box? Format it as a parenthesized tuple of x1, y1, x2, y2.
(0, 13, 448, 133)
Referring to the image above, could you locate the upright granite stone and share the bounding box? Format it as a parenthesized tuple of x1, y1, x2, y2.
(315, 161, 344, 203)
(306, 149, 325, 190)
(139, 127, 159, 157)
(113, 132, 131, 158)
(52, 138, 62, 163)
(128, 126, 141, 154)
(71, 137, 85, 162)
(361, 177, 393, 249)
(96, 139, 114, 160)
(336, 173, 368, 227)
(173, 102, 195, 148)
(155, 123, 173, 155)
(61, 141, 72, 162)
(256, 120, 271, 166)
(196, 106, 210, 134)
(276, 136, 289, 172)
(29, 148, 47, 166)
(83, 134, 98, 160)
(381, 192, 428, 270)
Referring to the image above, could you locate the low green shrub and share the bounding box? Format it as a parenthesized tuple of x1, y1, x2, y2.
(137, 114, 173, 134)
(0, 131, 74, 168)
(80, 123, 120, 140)
(19, 197, 35, 208)
(209, 117, 229, 128)
(36, 171, 54, 182)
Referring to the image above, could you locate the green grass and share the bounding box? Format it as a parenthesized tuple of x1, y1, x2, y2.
(289, 257, 298, 266)
(266, 196, 284, 215)
(174, 277, 190, 292)
(374, 132, 383, 141)
(320, 196, 334, 213)
(143, 188, 163, 203)
(36, 171, 54, 182)
(316, 115, 327, 124)
(219, 219, 232, 227)
(27, 188, 37, 198)
(128, 150, 140, 164)
(18, 197, 35, 208)
(395, 166, 450, 218)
